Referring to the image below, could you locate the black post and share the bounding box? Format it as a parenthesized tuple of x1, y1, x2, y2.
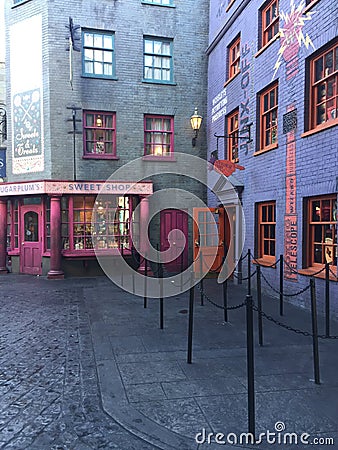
(279, 255, 284, 316)
(187, 272, 195, 364)
(143, 255, 148, 309)
(246, 294, 255, 437)
(200, 253, 204, 306)
(310, 278, 320, 385)
(256, 266, 263, 346)
(223, 278, 228, 322)
(159, 263, 164, 330)
(248, 249, 251, 296)
(120, 243, 124, 286)
(325, 263, 330, 338)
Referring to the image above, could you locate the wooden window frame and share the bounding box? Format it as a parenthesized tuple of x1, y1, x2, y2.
(143, 37, 174, 83)
(257, 201, 276, 263)
(259, 82, 278, 152)
(228, 36, 241, 80)
(306, 195, 337, 269)
(261, 0, 279, 48)
(144, 115, 174, 158)
(83, 111, 117, 159)
(82, 30, 115, 79)
(309, 42, 338, 131)
(227, 109, 239, 162)
(7, 199, 19, 253)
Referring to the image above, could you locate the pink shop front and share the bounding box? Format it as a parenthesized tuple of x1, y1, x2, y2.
(0, 180, 152, 278)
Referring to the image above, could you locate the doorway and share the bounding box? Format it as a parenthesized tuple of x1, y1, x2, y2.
(20, 205, 42, 275)
(160, 209, 188, 273)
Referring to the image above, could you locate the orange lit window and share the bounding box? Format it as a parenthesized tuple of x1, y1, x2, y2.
(307, 195, 337, 268)
(227, 109, 239, 162)
(144, 115, 174, 157)
(259, 82, 278, 151)
(257, 202, 276, 262)
(309, 42, 338, 130)
(261, 0, 279, 47)
(229, 36, 240, 79)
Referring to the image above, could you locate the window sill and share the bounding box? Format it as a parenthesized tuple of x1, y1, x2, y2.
(83, 155, 119, 160)
(253, 257, 277, 268)
(62, 249, 131, 258)
(224, 71, 240, 87)
(298, 267, 338, 281)
(304, 0, 320, 13)
(8, 250, 19, 256)
(141, 1, 175, 7)
(254, 143, 278, 156)
(142, 79, 176, 86)
(301, 120, 338, 138)
(81, 75, 118, 81)
(142, 155, 176, 162)
(255, 32, 280, 58)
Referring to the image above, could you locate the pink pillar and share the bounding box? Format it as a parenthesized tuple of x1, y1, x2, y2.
(47, 195, 64, 279)
(138, 195, 149, 272)
(0, 199, 8, 274)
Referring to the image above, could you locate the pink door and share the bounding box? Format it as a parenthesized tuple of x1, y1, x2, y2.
(20, 205, 42, 275)
(160, 209, 188, 273)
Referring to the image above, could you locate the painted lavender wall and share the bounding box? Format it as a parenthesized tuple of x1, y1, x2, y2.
(207, 0, 338, 313)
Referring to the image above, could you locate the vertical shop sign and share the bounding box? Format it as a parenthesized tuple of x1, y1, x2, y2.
(284, 108, 298, 280)
(10, 15, 44, 174)
(240, 42, 253, 155)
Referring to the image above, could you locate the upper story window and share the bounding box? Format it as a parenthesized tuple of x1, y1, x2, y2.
(259, 82, 278, 151)
(227, 109, 239, 162)
(228, 36, 241, 80)
(143, 37, 173, 83)
(257, 201, 276, 262)
(261, 0, 279, 48)
(83, 111, 117, 158)
(144, 115, 174, 157)
(309, 42, 338, 130)
(82, 30, 115, 78)
(142, 0, 174, 4)
(306, 195, 337, 268)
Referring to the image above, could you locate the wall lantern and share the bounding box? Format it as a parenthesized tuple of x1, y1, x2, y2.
(190, 108, 202, 147)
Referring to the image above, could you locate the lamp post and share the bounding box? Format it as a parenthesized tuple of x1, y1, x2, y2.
(190, 108, 203, 147)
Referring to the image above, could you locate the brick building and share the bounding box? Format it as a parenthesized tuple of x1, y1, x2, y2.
(1, 0, 209, 277)
(207, 0, 337, 311)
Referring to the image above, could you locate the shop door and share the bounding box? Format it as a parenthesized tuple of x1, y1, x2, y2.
(20, 206, 42, 275)
(193, 207, 228, 274)
(160, 209, 188, 273)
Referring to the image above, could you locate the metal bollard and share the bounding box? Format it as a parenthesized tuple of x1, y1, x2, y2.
(256, 266, 263, 346)
(144, 255, 148, 309)
(310, 278, 320, 385)
(325, 263, 330, 338)
(279, 255, 284, 316)
(187, 271, 195, 364)
(248, 249, 252, 296)
(246, 294, 255, 437)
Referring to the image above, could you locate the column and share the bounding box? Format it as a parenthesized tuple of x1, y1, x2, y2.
(0, 198, 8, 274)
(138, 195, 150, 272)
(47, 195, 64, 279)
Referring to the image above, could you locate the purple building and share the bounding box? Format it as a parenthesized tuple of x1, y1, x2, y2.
(207, 0, 337, 313)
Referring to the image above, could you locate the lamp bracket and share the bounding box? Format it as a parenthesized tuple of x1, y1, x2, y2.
(214, 122, 253, 145)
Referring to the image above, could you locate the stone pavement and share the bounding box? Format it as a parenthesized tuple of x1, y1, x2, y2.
(0, 274, 337, 449)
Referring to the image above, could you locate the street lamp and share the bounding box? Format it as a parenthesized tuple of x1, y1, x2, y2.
(190, 108, 202, 147)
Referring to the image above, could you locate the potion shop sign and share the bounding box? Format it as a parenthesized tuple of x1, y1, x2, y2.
(13, 89, 42, 158)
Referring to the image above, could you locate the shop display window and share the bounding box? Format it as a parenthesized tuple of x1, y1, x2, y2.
(307, 195, 337, 267)
(6, 200, 19, 251)
(257, 201, 276, 262)
(61, 195, 131, 252)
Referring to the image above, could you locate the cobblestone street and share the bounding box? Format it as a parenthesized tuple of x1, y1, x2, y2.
(0, 277, 153, 450)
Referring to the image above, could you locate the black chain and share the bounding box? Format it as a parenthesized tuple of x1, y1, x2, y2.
(233, 269, 257, 281)
(252, 257, 281, 268)
(198, 284, 246, 311)
(252, 302, 338, 340)
(329, 266, 338, 278)
(284, 259, 326, 277)
(260, 271, 311, 297)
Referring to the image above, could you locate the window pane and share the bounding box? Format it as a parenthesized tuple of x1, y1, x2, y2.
(84, 33, 93, 47)
(103, 35, 113, 49)
(324, 50, 333, 77)
(94, 34, 103, 48)
(315, 57, 323, 82)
